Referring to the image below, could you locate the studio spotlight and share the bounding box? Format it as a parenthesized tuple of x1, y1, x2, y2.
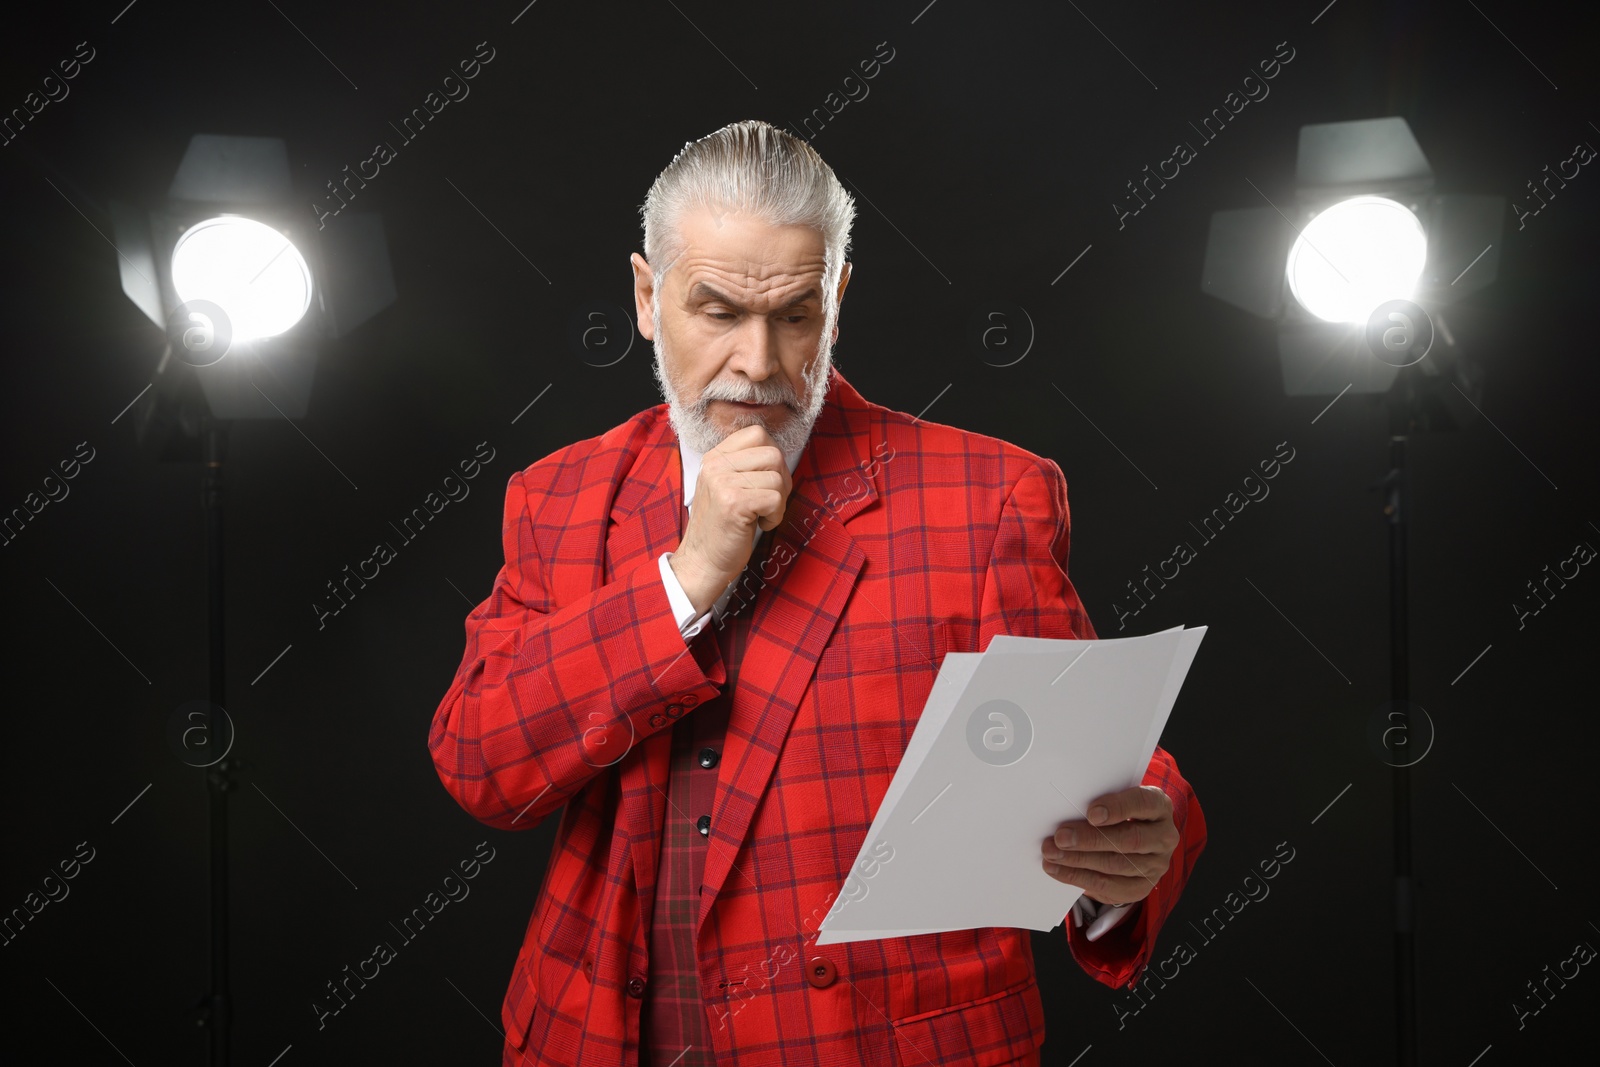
(110, 133, 395, 432)
(1285, 195, 1428, 324)
(1202, 116, 1503, 398)
(169, 215, 314, 342)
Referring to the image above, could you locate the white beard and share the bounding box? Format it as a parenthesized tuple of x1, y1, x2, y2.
(650, 293, 835, 456)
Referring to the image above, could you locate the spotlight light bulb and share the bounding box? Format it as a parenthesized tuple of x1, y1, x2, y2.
(170, 216, 312, 341)
(1286, 196, 1427, 324)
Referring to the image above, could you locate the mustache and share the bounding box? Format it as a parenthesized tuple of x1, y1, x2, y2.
(697, 382, 796, 407)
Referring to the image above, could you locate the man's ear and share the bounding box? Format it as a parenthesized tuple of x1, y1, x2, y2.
(630, 252, 655, 340)
(831, 260, 852, 344)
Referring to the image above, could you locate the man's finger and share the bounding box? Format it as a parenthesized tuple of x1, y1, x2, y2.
(1086, 784, 1171, 826)
(719, 443, 788, 473)
(1051, 819, 1161, 854)
(718, 422, 775, 449)
(1042, 862, 1146, 906)
(1042, 844, 1149, 878)
(1043, 860, 1110, 898)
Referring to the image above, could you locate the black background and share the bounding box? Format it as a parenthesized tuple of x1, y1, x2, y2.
(2, 1, 1596, 1063)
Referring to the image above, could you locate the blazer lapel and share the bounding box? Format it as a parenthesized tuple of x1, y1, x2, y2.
(697, 367, 882, 933)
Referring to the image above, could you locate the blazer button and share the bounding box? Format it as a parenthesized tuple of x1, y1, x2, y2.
(649, 713, 666, 727)
(698, 747, 719, 769)
(665, 703, 685, 719)
(627, 976, 646, 998)
(806, 956, 837, 989)
(681, 693, 700, 708)
(696, 814, 711, 836)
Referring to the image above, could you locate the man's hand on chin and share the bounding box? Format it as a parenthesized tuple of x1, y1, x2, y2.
(671, 423, 793, 613)
(1040, 784, 1177, 907)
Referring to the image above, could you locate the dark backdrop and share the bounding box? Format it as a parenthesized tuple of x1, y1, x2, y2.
(3, 1, 1595, 1064)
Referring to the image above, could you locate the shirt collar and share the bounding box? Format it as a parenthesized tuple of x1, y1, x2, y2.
(680, 437, 806, 508)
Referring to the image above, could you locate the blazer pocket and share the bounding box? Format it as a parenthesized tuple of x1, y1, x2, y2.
(810, 622, 957, 760)
(816, 620, 958, 677)
(889, 979, 1043, 1067)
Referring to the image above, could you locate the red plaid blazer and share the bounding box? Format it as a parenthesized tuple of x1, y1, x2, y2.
(430, 366, 1205, 1066)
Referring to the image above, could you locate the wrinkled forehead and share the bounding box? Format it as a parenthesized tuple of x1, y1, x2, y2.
(667, 206, 829, 308)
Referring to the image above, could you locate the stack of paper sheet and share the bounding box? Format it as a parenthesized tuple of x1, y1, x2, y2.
(814, 626, 1206, 945)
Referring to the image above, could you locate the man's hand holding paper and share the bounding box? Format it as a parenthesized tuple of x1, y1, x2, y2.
(1043, 783, 1179, 906)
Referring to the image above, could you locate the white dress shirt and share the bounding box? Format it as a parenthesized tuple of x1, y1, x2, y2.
(657, 437, 1136, 941)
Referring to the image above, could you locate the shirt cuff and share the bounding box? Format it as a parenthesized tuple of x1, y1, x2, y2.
(659, 551, 714, 641)
(1070, 895, 1138, 942)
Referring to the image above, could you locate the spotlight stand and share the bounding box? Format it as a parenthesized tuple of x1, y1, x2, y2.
(1380, 375, 1417, 1067)
(202, 415, 234, 1067)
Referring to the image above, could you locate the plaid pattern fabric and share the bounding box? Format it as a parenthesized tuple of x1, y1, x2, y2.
(640, 699, 728, 1067)
(640, 524, 770, 1067)
(429, 367, 1206, 1066)
(640, 702, 726, 1067)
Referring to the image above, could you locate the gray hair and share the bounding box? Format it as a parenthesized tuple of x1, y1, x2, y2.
(639, 119, 856, 318)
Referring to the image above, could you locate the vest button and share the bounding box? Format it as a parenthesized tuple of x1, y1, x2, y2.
(626, 976, 646, 998)
(807, 956, 837, 988)
(696, 814, 711, 836)
(698, 747, 719, 769)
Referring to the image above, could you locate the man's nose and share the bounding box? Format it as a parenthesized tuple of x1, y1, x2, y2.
(728, 318, 782, 382)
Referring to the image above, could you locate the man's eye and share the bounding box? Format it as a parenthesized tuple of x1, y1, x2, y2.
(782, 315, 807, 324)
(708, 312, 735, 321)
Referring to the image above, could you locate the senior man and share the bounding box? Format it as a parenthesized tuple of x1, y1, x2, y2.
(430, 118, 1206, 1067)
